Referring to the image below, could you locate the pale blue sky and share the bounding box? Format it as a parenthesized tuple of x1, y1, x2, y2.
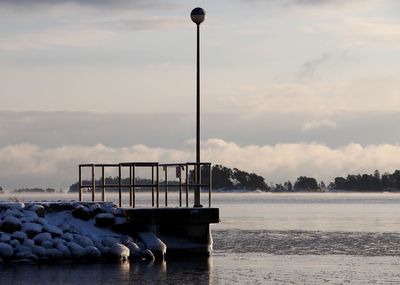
(1, 0, 400, 188)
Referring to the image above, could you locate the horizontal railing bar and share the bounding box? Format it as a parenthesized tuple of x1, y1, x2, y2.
(119, 162, 158, 166)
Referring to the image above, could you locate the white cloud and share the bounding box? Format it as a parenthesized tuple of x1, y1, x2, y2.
(302, 120, 337, 131)
(1, 139, 400, 189)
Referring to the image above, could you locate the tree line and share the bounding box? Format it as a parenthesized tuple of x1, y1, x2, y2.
(66, 167, 400, 193)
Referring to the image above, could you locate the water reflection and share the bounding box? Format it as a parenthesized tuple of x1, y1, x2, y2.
(0, 258, 212, 285)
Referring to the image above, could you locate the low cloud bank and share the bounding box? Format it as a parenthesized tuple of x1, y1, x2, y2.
(1, 139, 400, 189)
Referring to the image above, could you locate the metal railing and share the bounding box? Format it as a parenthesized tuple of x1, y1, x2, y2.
(78, 162, 212, 208)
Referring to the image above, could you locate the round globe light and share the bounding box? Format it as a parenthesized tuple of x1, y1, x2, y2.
(191, 7, 205, 25)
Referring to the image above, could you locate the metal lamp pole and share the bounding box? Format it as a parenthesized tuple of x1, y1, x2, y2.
(191, 7, 205, 207)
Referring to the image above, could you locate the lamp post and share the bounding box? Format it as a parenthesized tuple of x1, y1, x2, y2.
(191, 7, 205, 207)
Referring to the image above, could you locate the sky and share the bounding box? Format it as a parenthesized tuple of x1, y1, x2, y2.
(1, 0, 400, 189)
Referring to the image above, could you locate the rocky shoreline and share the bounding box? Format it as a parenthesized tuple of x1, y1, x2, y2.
(0, 202, 155, 265)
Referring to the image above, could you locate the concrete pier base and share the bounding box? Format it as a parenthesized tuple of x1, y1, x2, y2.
(122, 208, 220, 259)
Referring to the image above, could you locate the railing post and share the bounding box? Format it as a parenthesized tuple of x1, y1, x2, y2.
(164, 166, 168, 207)
(129, 165, 133, 207)
(91, 164, 95, 202)
(185, 164, 189, 207)
(156, 164, 160, 208)
(118, 164, 122, 207)
(151, 166, 155, 207)
(79, 165, 82, 201)
(101, 166, 105, 202)
(209, 163, 212, 207)
(132, 165, 136, 208)
(179, 165, 182, 207)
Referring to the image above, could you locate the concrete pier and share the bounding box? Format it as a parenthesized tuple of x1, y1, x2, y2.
(122, 208, 220, 258)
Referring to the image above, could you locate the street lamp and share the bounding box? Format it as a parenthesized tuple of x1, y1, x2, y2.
(191, 7, 205, 207)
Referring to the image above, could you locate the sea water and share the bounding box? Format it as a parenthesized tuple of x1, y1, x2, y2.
(1, 192, 400, 284)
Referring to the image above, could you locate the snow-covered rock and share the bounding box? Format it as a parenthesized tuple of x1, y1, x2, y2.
(62, 233, 74, 242)
(22, 239, 35, 248)
(29, 205, 45, 217)
(0, 233, 11, 242)
(75, 235, 94, 247)
(102, 237, 119, 248)
(33, 232, 52, 244)
(15, 245, 31, 254)
(12, 231, 28, 242)
(21, 223, 43, 238)
(67, 242, 86, 258)
(0, 242, 14, 258)
(85, 246, 101, 259)
(56, 244, 71, 258)
(108, 243, 129, 261)
(45, 248, 63, 260)
(31, 245, 46, 257)
(9, 239, 20, 248)
(41, 240, 53, 249)
(3, 208, 23, 218)
(15, 252, 38, 262)
(140, 249, 155, 262)
(43, 224, 63, 237)
(95, 213, 115, 227)
(2, 216, 22, 232)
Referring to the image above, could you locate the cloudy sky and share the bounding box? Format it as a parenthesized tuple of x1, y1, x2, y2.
(1, 0, 400, 189)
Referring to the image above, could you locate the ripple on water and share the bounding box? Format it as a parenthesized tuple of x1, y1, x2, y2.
(213, 230, 400, 256)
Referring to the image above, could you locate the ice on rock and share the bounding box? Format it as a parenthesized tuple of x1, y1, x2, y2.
(2, 216, 22, 232)
(85, 246, 101, 259)
(21, 223, 43, 238)
(33, 232, 52, 244)
(102, 237, 119, 248)
(12, 231, 28, 242)
(0, 242, 14, 258)
(67, 242, 86, 258)
(62, 233, 74, 242)
(43, 224, 63, 237)
(108, 243, 130, 261)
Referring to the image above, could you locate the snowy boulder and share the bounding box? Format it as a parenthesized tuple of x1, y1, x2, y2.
(29, 205, 45, 218)
(22, 209, 39, 219)
(75, 235, 94, 247)
(127, 242, 140, 254)
(3, 208, 23, 218)
(22, 239, 35, 248)
(9, 239, 20, 248)
(45, 248, 63, 260)
(137, 232, 166, 261)
(67, 242, 86, 258)
(12, 231, 28, 242)
(140, 249, 155, 262)
(95, 213, 115, 227)
(22, 223, 43, 238)
(0, 233, 11, 242)
(34, 217, 48, 226)
(0, 202, 25, 211)
(0, 242, 14, 258)
(31, 245, 46, 257)
(62, 233, 74, 242)
(72, 206, 91, 220)
(56, 244, 71, 258)
(33, 232, 52, 244)
(85, 246, 101, 259)
(107, 243, 130, 261)
(15, 245, 31, 254)
(41, 240, 53, 249)
(61, 223, 72, 233)
(102, 237, 119, 248)
(43, 224, 63, 237)
(2, 216, 22, 232)
(120, 235, 134, 246)
(90, 204, 105, 216)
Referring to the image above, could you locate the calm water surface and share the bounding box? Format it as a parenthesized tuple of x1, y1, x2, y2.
(2, 192, 400, 284)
